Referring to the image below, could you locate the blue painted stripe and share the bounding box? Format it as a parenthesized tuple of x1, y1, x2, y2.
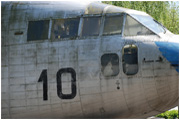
(155, 41, 179, 72)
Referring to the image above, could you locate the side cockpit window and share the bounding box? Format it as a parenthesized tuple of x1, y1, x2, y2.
(124, 15, 154, 36)
(122, 44, 138, 75)
(82, 17, 101, 37)
(52, 18, 80, 39)
(27, 20, 49, 41)
(101, 53, 119, 77)
(103, 15, 123, 35)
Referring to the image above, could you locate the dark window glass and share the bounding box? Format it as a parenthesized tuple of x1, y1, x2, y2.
(82, 17, 101, 36)
(52, 18, 80, 39)
(103, 15, 123, 35)
(101, 53, 119, 77)
(27, 20, 49, 41)
(122, 44, 138, 75)
(124, 15, 154, 36)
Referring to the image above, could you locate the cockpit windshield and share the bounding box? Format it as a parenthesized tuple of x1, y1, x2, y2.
(130, 14, 166, 34)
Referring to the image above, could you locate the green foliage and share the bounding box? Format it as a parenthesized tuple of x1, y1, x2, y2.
(102, 1, 179, 34)
(156, 110, 179, 119)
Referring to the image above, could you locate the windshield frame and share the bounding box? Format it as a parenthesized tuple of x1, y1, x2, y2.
(153, 19, 166, 34)
(129, 13, 166, 36)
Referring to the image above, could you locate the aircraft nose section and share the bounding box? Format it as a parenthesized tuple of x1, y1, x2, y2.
(155, 41, 179, 72)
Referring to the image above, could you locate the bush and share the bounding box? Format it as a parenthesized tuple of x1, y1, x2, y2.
(156, 110, 179, 119)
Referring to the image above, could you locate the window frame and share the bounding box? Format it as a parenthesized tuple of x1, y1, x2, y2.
(27, 20, 50, 41)
(122, 44, 139, 76)
(123, 14, 158, 37)
(103, 13, 124, 36)
(101, 53, 120, 77)
(51, 17, 80, 41)
(80, 14, 102, 38)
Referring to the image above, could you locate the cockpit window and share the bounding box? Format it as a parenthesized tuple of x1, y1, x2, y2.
(153, 19, 166, 33)
(82, 17, 101, 36)
(124, 15, 154, 36)
(130, 14, 166, 34)
(103, 15, 123, 35)
(27, 20, 49, 41)
(52, 18, 80, 39)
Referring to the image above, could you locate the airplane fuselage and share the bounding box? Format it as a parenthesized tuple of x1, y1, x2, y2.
(1, 1, 179, 118)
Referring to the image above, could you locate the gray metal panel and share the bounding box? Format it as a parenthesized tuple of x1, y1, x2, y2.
(1, 1, 179, 119)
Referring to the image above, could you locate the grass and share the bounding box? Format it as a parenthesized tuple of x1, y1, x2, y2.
(156, 110, 179, 119)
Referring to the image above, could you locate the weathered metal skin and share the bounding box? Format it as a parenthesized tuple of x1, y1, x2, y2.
(1, 1, 179, 119)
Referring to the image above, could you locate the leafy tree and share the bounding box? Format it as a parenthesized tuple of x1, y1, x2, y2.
(102, 1, 179, 34)
(156, 110, 179, 119)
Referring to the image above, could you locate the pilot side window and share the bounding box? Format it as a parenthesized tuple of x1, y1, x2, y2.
(103, 15, 123, 35)
(27, 20, 49, 41)
(82, 16, 101, 37)
(122, 44, 138, 75)
(101, 53, 119, 77)
(124, 15, 154, 36)
(51, 18, 80, 39)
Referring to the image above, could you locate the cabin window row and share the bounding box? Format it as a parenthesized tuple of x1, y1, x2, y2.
(27, 15, 154, 41)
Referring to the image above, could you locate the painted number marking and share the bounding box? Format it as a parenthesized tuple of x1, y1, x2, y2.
(38, 68, 77, 100)
(57, 68, 77, 99)
(38, 69, 48, 100)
